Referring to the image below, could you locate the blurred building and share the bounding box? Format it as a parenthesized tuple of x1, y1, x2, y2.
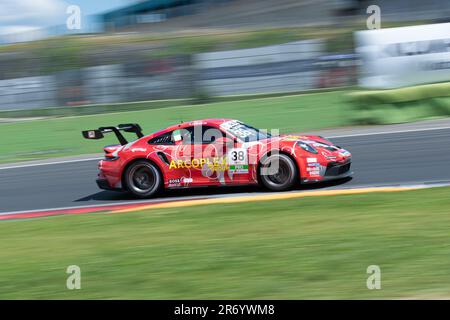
(101, 0, 338, 31)
(101, 0, 255, 31)
(100, 0, 450, 32)
(102, 0, 201, 30)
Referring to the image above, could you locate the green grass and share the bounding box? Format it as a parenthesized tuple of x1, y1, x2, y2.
(347, 82, 450, 125)
(1, 187, 450, 299)
(0, 91, 349, 163)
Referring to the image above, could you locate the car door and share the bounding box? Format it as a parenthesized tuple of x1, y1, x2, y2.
(203, 125, 252, 185)
(166, 125, 252, 187)
(174, 125, 227, 186)
(147, 130, 189, 187)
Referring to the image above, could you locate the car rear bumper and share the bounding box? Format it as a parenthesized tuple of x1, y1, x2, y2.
(96, 178, 122, 191)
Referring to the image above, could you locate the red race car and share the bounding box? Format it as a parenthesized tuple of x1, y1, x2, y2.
(82, 119, 352, 198)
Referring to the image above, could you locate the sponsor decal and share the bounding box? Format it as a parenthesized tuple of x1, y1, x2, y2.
(307, 168, 320, 175)
(307, 162, 327, 177)
(306, 158, 317, 163)
(169, 157, 228, 172)
(229, 164, 249, 174)
(220, 120, 255, 139)
(168, 177, 194, 186)
(173, 129, 182, 142)
(307, 162, 320, 167)
(131, 147, 147, 152)
(227, 148, 249, 173)
(168, 178, 181, 185)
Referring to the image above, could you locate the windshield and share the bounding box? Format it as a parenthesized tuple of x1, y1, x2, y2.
(220, 120, 272, 142)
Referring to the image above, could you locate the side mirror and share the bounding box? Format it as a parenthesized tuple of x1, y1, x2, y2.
(82, 130, 104, 140)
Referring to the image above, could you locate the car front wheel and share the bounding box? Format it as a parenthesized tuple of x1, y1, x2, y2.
(259, 153, 298, 191)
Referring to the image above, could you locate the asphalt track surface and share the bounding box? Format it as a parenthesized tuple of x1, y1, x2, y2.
(1, 127, 450, 214)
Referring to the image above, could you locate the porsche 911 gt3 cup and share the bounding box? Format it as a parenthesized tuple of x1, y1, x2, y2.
(82, 119, 352, 198)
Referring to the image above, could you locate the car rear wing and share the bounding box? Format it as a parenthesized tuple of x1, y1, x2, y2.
(82, 123, 144, 145)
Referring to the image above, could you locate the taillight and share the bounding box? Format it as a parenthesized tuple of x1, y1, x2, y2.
(104, 154, 119, 161)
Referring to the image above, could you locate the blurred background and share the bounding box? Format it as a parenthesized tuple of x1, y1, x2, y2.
(0, 0, 448, 112)
(2, 0, 450, 300)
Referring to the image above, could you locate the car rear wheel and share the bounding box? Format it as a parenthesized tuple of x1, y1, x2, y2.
(259, 153, 298, 191)
(124, 160, 162, 198)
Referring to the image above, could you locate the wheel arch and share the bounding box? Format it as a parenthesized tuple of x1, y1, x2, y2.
(256, 149, 301, 184)
(121, 157, 165, 191)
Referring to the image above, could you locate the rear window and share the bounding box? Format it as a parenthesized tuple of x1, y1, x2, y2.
(148, 131, 174, 145)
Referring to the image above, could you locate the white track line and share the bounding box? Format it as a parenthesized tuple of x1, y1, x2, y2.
(3, 181, 450, 217)
(0, 183, 441, 217)
(0, 192, 265, 216)
(0, 199, 174, 216)
(1, 125, 450, 170)
(0, 157, 102, 170)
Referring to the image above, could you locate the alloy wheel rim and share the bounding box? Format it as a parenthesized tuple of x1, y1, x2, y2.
(130, 165, 157, 193)
(262, 156, 292, 187)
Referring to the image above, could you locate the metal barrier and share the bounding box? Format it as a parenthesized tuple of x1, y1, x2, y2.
(0, 40, 357, 111)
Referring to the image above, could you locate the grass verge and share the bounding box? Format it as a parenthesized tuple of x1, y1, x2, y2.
(348, 82, 450, 125)
(1, 187, 450, 299)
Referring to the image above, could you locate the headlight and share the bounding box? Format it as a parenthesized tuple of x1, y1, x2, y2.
(297, 142, 318, 154)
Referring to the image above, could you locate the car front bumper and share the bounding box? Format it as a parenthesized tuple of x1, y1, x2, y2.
(301, 160, 353, 183)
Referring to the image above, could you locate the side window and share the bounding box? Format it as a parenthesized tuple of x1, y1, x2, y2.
(202, 126, 224, 144)
(179, 127, 195, 144)
(148, 131, 174, 145)
(179, 126, 225, 144)
(161, 125, 224, 145)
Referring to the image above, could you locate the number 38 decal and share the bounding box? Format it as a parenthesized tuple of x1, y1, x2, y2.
(231, 150, 245, 162)
(228, 148, 247, 164)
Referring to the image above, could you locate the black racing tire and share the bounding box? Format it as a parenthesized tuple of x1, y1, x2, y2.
(124, 160, 162, 198)
(259, 153, 298, 191)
